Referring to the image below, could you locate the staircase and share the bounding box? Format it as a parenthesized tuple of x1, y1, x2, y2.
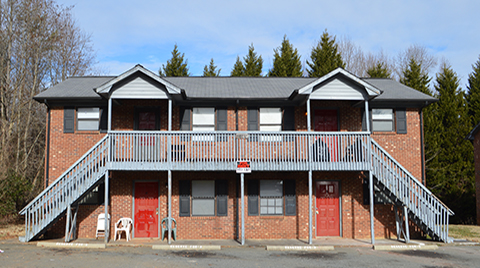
(370, 138, 453, 242)
(19, 136, 109, 242)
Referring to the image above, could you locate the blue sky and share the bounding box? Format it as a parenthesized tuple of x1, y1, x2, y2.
(58, 0, 480, 88)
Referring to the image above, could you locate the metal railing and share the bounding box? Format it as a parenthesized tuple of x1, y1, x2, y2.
(371, 139, 453, 242)
(108, 131, 371, 171)
(19, 136, 109, 242)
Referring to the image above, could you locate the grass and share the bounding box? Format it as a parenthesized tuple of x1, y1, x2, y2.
(448, 224, 480, 241)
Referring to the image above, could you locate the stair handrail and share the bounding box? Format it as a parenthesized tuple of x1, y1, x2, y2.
(19, 135, 110, 215)
(370, 138, 454, 216)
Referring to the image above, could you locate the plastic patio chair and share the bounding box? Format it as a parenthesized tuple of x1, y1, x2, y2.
(161, 217, 177, 241)
(114, 217, 133, 241)
(95, 213, 110, 239)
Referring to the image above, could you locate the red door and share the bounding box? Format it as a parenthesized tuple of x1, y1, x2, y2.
(316, 181, 340, 236)
(138, 112, 156, 130)
(134, 181, 159, 238)
(314, 109, 339, 161)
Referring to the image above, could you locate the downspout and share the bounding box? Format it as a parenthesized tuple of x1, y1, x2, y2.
(420, 108, 426, 185)
(44, 101, 51, 187)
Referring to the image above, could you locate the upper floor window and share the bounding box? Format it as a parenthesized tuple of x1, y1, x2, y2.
(192, 107, 215, 131)
(248, 107, 295, 131)
(77, 108, 100, 131)
(259, 108, 282, 131)
(372, 109, 394, 132)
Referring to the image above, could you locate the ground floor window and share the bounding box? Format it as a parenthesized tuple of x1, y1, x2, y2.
(179, 180, 228, 217)
(248, 179, 296, 216)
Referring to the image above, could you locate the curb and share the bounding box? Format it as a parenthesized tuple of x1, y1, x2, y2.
(266, 245, 334, 251)
(374, 244, 438, 251)
(152, 244, 221, 251)
(37, 242, 106, 249)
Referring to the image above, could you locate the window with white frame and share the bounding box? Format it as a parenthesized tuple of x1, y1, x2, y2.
(191, 180, 215, 216)
(260, 180, 283, 215)
(372, 109, 394, 132)
(259, 108, 282, 131)
(192, 107, 215, 131)
(77, 108, 100, 131)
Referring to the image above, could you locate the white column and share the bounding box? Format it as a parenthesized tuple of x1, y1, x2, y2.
(104, 170, 109, 243)
(369, 171, 375, 245)
(168, 170, 172, 244)
(364, 100, 370, 133)
(308, 170, 313, 244)
(241, 173, 245, 245)
(108, 98, 112, 131)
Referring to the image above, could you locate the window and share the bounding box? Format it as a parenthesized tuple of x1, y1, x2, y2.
(192, 180, 215, 216)
(77, 108, 100, 131)
(259, 108, 282, 131)
(372, 109, 394, 132)
(134, 108, 160, 130)
(179, 180, 228, 217)
(260, 180, 283, 215)
(192, 107, 215, 131)
(248, 179, 296, 216)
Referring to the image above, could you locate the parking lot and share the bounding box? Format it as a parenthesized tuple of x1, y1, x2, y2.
(1, 239, 479, 268)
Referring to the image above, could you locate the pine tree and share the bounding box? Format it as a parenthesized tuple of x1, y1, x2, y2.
(230, 44, 263, 77)
(159, 44, 189, 77)
(203, 58, 221, 77)
(307, 30, 345, 77)
(230, 56, 244, 76)
(366, 62, 391, 78)
(466, 55, 480, 126)
(268, 35, 302, 77)
(400, 58, 431, 95)
(243, 44, 263, 76)
(426, 64, 475, 223)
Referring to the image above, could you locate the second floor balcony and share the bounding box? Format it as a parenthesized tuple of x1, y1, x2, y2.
(107, 131, 370, 172)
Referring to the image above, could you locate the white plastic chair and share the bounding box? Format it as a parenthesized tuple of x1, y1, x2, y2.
(114, 217, 133, 241)
(95, 213, 110, 239)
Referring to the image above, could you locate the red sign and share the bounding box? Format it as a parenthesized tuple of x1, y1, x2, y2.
(236, 161, 251, 173)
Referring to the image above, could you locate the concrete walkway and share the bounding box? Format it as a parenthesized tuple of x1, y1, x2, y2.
(33, 237, 454, 251)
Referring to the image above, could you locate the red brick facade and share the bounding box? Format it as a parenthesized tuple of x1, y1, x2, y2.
(45, 100, 424, 240)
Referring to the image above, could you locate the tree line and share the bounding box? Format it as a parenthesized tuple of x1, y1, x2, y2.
(161, 30, 479, 224)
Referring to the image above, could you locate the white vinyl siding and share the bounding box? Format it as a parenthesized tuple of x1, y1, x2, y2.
(191, 180, 215, 216)
(372, 109, 394, 132)
(259, 108, 282, 131)
(110, 76, 168, 99)
(260, 180, 283, 215)
(77, 108, 100, 131)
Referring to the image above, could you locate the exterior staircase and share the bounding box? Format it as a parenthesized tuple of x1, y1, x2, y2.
(19, 136, 109, 242)
(370, 138, 453, 242)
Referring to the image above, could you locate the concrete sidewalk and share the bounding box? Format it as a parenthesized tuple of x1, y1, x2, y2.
(33, 237, 457, 251)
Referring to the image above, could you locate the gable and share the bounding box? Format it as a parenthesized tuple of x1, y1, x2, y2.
(310, 76, 368, 100)
(110, 74, 169, 99)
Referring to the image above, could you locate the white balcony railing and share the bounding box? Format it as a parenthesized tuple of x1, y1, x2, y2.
(108, 131, 370, 171)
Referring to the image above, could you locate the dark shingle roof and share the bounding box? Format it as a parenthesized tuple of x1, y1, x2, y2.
(163, 77, 317, 99)
(34, 77, 115, 100)
(363, 78, 437, 103)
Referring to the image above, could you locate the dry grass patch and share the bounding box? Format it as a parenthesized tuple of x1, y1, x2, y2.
(448, 224, 480, 241)
(0, 223, 24, 240)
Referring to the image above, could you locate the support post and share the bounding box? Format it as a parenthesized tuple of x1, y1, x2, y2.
(403, 206, 410, 243)
(308, 170, 313, 244)
(108, 98, 112, 131)
(307, 98, 311, 132)
(369, 171, 375, 245)
(104, 170, 109, 243)
(65, 204, 71, 243)
(168, 170, 172, 244)
(364, 100, 370, 133)
(241, 173, 245, 245)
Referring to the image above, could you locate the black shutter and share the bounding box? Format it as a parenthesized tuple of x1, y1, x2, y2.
(247, 108, 258, 131)
(216, 180, 228, 216)
(64, 107, 75, 133)
(99, 107, 108, 133)
(180, 107, 191, 130)
(216, 108, 228, 130)
(283, 107, 295, 131)
(284, 180, 296, 216)
(179, 180, 191, 217)
(396, 108, 407, 134)
(247, 179, 259, 216)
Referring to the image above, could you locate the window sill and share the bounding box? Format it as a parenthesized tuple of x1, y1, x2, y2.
(259, 215, 285, 219)
(372, 131, 396, 135)
(75, 130, 102, 134)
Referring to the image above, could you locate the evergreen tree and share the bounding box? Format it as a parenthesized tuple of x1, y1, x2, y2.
(243, 44, 263, 76)
(400, 58, 431, 95)
(230, 56, 244, 76)
(159, 44, 189, 77)
(230, 44, 263, 77)
(466, 55, 480, 126)
(366, 62, 391, 78)
(426, 64, 475, 223)
(203, 58, 221, 77)
(268, 35, 302, 77)
(307, 30, 345, 77)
